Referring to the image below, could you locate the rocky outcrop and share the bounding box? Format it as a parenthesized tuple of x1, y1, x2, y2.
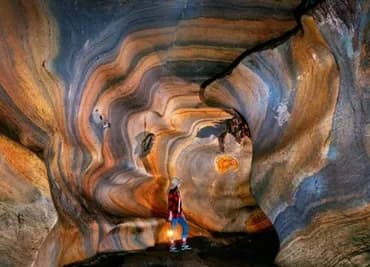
(0, 135, 57, 266)
(0, 0, 369, 266)
(203, 0, 370, 266)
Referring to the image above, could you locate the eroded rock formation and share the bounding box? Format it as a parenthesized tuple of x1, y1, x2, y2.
(203, 1, 370, 266)
(0, 0, 369, 266)
(0, 135, 57, 266)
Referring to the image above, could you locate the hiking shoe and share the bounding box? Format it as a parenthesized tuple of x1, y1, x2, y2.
(181, 244, 192, 251)
(169, 246, 178, 253)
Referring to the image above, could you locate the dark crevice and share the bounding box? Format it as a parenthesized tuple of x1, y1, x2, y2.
(199, 0, 323, 94)
(0, 119, 45, 160)
(200, 25, 298, 92)
(28, 146, 45, 160)
(0, 120, 21, 143)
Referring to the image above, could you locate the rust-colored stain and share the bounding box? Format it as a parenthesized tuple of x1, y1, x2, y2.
(215, 155, 239, 174)
(245, 209, 273, 233)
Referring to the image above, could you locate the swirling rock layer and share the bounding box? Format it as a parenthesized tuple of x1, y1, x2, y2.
(0, 0, 369, 267)
(204, 0, 370, 266)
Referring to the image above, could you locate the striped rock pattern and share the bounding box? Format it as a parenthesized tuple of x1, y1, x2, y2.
(0, 1, 298, 266)
(0, 0, 368, 266)
(204, 0, 370, 266)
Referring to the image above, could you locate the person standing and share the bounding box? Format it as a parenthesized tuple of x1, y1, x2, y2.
(168, 177, 191, 252)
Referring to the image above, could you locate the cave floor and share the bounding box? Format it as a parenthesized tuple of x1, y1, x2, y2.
(66, 230, 278, 267)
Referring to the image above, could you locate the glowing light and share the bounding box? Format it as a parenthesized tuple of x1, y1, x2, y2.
(167, 229, 174, 238)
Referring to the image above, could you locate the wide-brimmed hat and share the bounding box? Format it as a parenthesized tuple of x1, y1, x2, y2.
(169, 177, 181, 189)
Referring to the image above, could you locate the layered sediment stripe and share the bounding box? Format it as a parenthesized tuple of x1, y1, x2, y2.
(277, 204, 370, 266)
(203, 0, 370, 265)
(204, 14, 340, 239)
(46, 0, 297, 237)
(6, 0, 365, 266)
(66, 16, 297, 204)
(0, 135, 50, 197)
(0, 0, 64, 149)
(32, 0, 299, 264)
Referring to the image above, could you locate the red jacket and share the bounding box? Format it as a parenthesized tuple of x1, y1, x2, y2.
(168, 187, 183, 218)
